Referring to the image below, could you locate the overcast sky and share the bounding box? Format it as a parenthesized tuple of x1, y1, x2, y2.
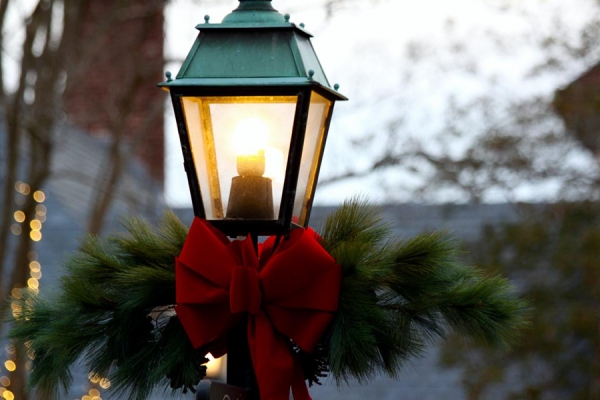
(164, 0, 600, 207)
(4, 0, 597, 207)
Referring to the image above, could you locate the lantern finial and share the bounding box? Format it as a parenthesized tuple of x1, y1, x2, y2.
(222, 0, 286, 24)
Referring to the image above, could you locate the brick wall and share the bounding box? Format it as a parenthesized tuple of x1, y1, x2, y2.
(553, 62, 600, 156)
(63, 0, 165, 185)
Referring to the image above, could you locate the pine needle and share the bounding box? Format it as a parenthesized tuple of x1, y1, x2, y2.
(320, 200, 529, 384)
(9, 212, 204, 399)
(8, 203, 529, 396)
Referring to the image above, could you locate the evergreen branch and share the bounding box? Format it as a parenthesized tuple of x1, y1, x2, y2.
(323, 200, 529, 384)
(437, 268, 530, 348)
(8, 203, 529, 396)
(320, 197, 390, 258)
(9, 212, 204, 399)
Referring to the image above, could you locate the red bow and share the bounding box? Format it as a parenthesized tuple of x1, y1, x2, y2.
(175, 218, 341, 400)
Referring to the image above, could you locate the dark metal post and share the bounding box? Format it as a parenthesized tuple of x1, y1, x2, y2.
(226, 235, 259, 399)
(227, 319, 258, 399)
(196, 380, 249, 400)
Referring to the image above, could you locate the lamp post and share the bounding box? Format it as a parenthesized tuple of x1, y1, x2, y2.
(161, 0, 346, 398)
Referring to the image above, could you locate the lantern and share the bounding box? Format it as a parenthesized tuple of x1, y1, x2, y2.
(161, 0, 346, 237)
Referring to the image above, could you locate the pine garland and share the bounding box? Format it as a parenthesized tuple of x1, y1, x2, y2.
(8, 200, 529, 399)
(318, 200, 528, 383)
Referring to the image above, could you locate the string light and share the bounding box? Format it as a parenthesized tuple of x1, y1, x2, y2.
(88, 373, 101, 383)
(24, 344, 34, 362)
(11, 187, 47, 243)
(30, 218, 42, 241)
(10, 303, 22, 319)
(13, 211, 25, 223)
(3, 184, 49, 392)
(26, 278, 39, 290)
(14, 182, 30, 195)
(30, 220, 42, 230)
(3, 362, 16, 373)
(29, 191, 45, 242)
(0, 343, 12, 400)
(80, 374, 108, 400)
(99, 378, 111, 389)
(29, 231, 42, 242)
(4, 345, 15, 357)
(33, 191, 45, 203)
(28, 240, 42, 295)
(36, 205, 47, 223)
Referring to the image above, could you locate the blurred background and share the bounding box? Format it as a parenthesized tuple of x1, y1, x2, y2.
(1, 0, 599, 399)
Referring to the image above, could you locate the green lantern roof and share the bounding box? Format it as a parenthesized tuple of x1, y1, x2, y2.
(160, 0, 345, 100)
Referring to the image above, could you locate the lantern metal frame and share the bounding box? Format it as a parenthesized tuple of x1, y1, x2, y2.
(168, 85, 340, 237)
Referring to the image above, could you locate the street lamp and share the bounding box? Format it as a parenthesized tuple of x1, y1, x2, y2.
(161, 0, 346, 398)
(161, 0, 346, 239)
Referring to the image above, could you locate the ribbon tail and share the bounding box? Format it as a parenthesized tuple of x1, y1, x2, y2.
(248, 312, 312, 400)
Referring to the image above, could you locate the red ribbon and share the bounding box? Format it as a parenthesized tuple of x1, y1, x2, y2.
(175, 218, 341, 400)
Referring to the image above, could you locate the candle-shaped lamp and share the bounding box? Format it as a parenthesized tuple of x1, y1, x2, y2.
(233, 118, 268, 177)
(226, 118, 275, 219)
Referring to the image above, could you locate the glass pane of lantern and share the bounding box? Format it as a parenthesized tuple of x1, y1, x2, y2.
(293, 92, 333, 226)
(181, 96, 297, 220)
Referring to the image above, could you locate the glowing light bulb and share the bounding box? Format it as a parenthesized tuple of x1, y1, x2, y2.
(232, 118, 269, 176)
(264, 147, 284, 181)
(88, 373, 101, 383)
(226, 117, 276, 219)
(205, 352, 223, 378)
(13, 211, 25, 223)
(4, 361, 16, 372)
(33, 190, 45, 203)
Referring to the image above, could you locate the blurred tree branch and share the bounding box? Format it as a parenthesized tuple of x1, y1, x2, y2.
(0, 1, 166, 398)
(319, 1, 600, 203)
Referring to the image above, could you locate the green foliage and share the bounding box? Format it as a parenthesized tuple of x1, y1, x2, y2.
(9, 211, 205, 400)
(8, 201, 528, 398)
(440, 202, 600, 399)
(318, 198, 529, 384)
